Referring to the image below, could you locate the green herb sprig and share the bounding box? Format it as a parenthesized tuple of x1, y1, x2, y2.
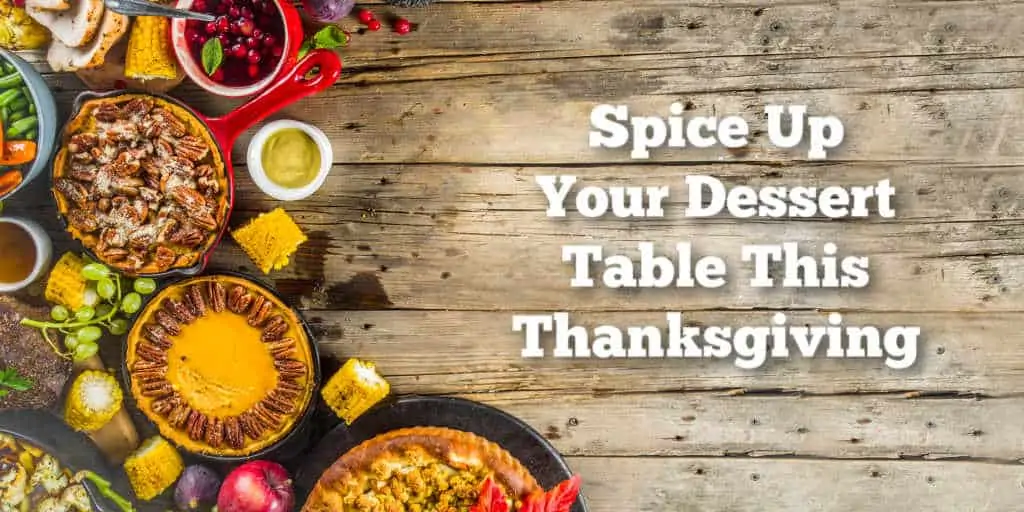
(298, 26, 349, 59)
(0, 368, 31, 397)
(21, 262, 157, 362)
(202, 38, 224, 76)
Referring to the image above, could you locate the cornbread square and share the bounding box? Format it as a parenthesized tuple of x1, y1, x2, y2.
(231, 208, 308, 274)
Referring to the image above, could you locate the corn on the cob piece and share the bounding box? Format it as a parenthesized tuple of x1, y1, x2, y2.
(321, 358, 391, 424)
(45, 252, 88, 310)
(231, 208, 308, 274)
(64, 370, 123, 433)
(124, 436, 183, 501)
(125, 16, 178, 80)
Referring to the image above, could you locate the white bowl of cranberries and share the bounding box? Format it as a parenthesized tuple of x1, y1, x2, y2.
(171, 0, 304, 97)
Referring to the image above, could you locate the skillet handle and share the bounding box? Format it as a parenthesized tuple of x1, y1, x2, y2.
(203, 49, 342, 153)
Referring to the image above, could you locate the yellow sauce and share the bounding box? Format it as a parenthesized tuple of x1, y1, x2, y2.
(261, 128, 320, 188)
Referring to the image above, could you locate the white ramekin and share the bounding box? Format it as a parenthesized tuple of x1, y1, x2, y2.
(246, 119, 332, 201)
(0, 217, 52, 293)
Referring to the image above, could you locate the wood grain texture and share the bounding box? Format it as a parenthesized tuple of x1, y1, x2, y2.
(303, 310, 1018, 395)
(10, 0, 1024, 509)
(568, 457, 1024, 512)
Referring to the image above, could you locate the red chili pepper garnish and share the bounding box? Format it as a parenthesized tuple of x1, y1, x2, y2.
(520, 475, 582, 512)
(471, 478, 510, 512)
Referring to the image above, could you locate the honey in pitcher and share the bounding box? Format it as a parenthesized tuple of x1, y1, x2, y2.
(0, 222, 37, 284)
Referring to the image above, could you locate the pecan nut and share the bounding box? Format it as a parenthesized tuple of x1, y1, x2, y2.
(132, 360, 164, 373)
(186, 410, 208, 441)
(133, 368, 166, 385)
(253, 402, 283, 427)
(266, 338, 296, 359)
(152, 311, 180, 336)
(270, 385, 300, 403)
(175, 135, 210, 162)
(261, 392, 293, 416)
(277, 377, 304, 394)
(227, 286, 253, 314)
(136, 342, 167, 363)
(168, 403, 192, 428)
(185, 285, 207, 318)
(144, 323, 174, 349)
(274, 359, 306, 380)
(261, 315, 288, 342)
(205, 417, 224, 448)
(207, 280, 227, 313)
(139, 380, 174, 399)
(247, 295, 272, 327)
(163, 298, 195, 324)
(224, 417, 244, 449)
(151, 395, 179, 415)
(239, 413, 265, 440)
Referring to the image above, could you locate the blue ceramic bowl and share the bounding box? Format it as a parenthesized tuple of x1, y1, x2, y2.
(0, 49, 58, 201)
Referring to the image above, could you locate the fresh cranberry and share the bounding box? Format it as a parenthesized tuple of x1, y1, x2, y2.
(367, 19, 381, 31)
(192, 0, 205, 10)
(394, 18, 411, 35)
(262, 34, 275, 47)
(247, 49, 261, 63)
(252, 28, 263, 39)
(205, 21, 217, 34)
(238, 19, 254, 35)
(228, 6, 239, 17)
(271, 46, 283, 57)
(229, 43, 245, 57)
(216, 15, 229, 31)
(247, 64, 260, 78)
(240, 6, 253, 18)
(217, 34, 230, 45)
(211, 69, 224, 81)
(215, 3, 227, 14)
(357, 8, 374, 24)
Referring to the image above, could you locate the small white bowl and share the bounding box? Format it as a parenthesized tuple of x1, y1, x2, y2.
(0, 217, 52, 293)
(246, 119, 332, 201)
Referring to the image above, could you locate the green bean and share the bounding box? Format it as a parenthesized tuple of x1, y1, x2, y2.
(20, 87, 31, 107)
(24, 129, 36, 140)
(0, 107, 7, 123)
(7, 98, 26, 113)
(7, 111, 24, 124)
(0, 62, 11, 75)
(28, 101, 34, 115)
(0, 89, 20, 107)
(6, 116, 35, 138)
(0, 72, 24, 89)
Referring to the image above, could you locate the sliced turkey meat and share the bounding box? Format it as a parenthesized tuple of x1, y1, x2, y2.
(47, 9, 128, 72)
(25, 0, 72, 12)
(26, 0, 103, 48)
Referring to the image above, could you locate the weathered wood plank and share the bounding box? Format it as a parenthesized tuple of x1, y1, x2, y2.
(19, 0, 1024, 165)
(300, 310, 1021, 395)
(567, 457, 1024, 511)
(473, 391, 1022, 461)
(10, 163, 1024, 312)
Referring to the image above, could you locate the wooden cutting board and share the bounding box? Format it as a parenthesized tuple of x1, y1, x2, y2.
(73, 356, 140, 465)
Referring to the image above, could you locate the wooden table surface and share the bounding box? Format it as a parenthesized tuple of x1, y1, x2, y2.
(12, 0, 1024, 510)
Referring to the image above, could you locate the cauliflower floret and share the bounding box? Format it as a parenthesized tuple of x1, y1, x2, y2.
(35, 496, 70, 512)
(0, 0, 50, 50)
(60, 484, 92, 511)
(0, 460, 28, 510)
(30, 455, 69, 495)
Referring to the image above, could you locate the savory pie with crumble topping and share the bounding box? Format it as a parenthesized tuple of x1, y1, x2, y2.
(302, 427, 544, 511)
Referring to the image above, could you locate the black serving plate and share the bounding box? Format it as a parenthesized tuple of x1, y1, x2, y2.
(294, 395, 589, 512)
(0, 409, 134, 512)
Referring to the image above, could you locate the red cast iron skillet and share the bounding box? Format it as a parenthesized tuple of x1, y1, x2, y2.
(52, 49, 342, 279)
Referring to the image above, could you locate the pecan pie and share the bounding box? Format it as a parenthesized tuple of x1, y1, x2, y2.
(126, 275, 315, 457)
(52, 94, 229, 275)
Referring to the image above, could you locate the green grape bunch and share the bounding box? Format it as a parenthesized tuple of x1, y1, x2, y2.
(21, 263, 158, 363)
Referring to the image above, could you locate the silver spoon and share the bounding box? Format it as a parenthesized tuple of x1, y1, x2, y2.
(105, 0, 216, 23)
